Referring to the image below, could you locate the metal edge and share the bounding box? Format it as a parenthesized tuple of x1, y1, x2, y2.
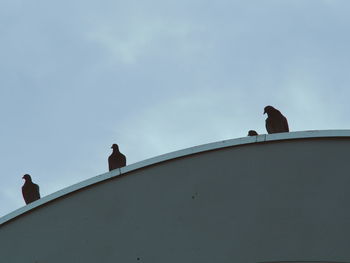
(1, 129, 350, 225)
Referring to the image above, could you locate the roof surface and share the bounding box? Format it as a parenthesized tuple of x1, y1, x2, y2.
(1, 129, 350, 226)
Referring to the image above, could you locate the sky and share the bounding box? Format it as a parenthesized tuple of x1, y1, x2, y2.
(1, 0, 350, 217)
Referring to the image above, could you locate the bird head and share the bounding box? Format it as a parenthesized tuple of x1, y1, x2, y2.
(263, 105, 275, 115)
(111, 144, 119, 151)
(22, 174, 32, 181)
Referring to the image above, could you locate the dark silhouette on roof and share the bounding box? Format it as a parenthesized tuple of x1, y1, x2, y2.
(22, 174, 40, 205)
(248, 130, 258, 136)
(108, 144, 126, 171)
(264, 105, 289, 134)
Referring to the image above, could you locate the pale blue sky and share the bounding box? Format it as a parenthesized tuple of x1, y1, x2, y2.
(1, 0, 350, 216)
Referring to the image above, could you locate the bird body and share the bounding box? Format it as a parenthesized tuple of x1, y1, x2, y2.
(264, 106, 289, 134)
(22, 174, 40, 204)
(248, 130, 258, 136)
(108, 144, 126, 171)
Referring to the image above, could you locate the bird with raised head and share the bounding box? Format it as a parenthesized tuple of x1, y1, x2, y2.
(264, 105, 289, 134)
(22, 174, 40, 205)
(108, 144, 127, 171)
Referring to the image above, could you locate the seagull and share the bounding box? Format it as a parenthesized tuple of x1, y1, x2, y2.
(108, 144, 126, 171)
(248, 130, 258, 136)
(264, 105, 289, 134)
(22, 174, 40, 205)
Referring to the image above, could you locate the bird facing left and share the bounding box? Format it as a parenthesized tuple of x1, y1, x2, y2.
(22, 174, 41, 205)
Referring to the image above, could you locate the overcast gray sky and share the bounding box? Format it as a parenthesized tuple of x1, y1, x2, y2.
(1, 0, 350, 217)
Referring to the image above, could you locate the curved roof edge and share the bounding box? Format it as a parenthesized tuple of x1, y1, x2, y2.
(1, 129, 350, 226)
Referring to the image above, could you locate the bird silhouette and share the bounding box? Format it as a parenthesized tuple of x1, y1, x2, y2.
(22, 174, 40, 205)
(264, 105, 289, 134)
(108, 144, 126, 171)
(248, 130, 258, 136)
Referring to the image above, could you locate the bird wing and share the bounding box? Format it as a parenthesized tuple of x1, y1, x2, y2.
(121, 154, 126, 167)
(34, 184, 41, 199)
(267, 113, 289, 133)
(282, 116, 289, 132)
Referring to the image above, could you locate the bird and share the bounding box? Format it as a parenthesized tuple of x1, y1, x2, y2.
(248, 130, 258, 136)
(264, 105, 289, 134)
(108, 144, 126, 171)
(22, 174, 40, 205)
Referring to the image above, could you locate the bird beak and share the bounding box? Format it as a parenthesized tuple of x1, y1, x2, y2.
(263, 110, 266, 114)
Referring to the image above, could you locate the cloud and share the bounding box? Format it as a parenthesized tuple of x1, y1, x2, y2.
(87, 18, 204, 65)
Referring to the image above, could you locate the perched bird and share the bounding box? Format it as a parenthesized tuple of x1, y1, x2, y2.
(108, 144, 126, 171)
(248, 130, 258, 136)
(22, 174, 40, 205)
(264, 105, 289, 134)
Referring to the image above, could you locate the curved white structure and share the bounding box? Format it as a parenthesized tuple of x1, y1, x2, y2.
(1, 130, 350, 263)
